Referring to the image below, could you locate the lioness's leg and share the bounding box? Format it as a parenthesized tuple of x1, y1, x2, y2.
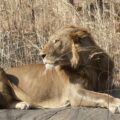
(70, 89, 120, 113)
(0, 68, 12, 108)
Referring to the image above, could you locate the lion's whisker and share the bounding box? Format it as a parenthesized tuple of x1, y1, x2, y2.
(55, 46, 101, 63)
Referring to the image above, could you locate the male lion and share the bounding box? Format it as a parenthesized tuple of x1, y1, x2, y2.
(0, 26, 120, 113)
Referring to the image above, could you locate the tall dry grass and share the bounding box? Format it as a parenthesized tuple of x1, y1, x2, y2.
(0, 0, 120, 76)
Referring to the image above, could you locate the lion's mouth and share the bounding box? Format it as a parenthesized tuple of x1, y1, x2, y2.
(43, 57, 70, 67)
(45, 63, 55, 69)
(42, 58, 55, 69)
(42, 58, 54, 64)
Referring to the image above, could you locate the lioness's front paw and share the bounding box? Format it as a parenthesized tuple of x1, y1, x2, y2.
(12, 102, 31, 110)
(109, 99, 120, 113)
(16, 102, 31, 110)
(109, 106, 119, 113)
(115, 106, 120, 113)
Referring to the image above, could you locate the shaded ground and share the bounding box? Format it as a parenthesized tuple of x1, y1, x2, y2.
(0, 107, 120, 120)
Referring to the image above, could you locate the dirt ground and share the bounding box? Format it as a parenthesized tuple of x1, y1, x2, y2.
(0, 107, 120, 120)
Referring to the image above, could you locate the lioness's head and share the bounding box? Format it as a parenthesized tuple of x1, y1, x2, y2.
(40, 26, 96, 68)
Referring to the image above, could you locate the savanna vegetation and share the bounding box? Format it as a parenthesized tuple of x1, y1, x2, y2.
(0, 0, 120, 81)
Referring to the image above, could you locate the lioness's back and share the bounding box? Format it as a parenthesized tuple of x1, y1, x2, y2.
(5, 64, 67, 102)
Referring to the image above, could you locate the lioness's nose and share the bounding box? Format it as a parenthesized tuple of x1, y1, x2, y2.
(41, 54, 46, 59)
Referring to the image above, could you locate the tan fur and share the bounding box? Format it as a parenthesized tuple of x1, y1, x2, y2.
(71, 44, 79, 68)
(0, 26, 120, 113)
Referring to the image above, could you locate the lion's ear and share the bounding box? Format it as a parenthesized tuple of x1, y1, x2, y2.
(70, 29, 89, 44)
(70, 29, 96, 47)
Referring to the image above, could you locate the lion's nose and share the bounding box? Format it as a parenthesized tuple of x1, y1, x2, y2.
(41, 54, 46, 59)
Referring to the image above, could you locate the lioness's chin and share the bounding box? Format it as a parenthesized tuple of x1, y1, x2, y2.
(45, 64, 55, 69)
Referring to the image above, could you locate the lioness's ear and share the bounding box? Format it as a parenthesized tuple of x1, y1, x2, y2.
(70, 29, 90, 44)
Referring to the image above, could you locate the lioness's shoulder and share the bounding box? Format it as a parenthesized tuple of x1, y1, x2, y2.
(5, 64, 46, 74)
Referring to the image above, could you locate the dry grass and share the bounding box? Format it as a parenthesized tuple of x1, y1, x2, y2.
(0, 0, 120, 76)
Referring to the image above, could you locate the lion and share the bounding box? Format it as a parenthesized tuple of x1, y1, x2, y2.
(0, 25, 120, 113)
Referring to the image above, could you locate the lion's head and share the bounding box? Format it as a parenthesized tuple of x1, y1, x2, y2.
(40, 26, 98, 68)
(40, 25, 115, 91)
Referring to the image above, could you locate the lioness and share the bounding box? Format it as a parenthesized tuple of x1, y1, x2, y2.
(0, 26, 120, 113)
